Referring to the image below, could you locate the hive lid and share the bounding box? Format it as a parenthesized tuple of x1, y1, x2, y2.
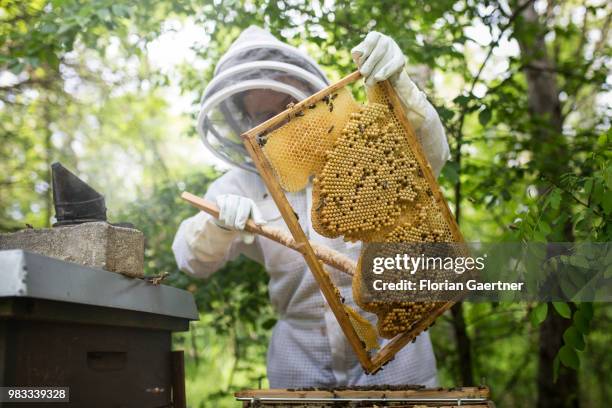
(0, 249, 198, 321)
(235, 386, 491, 404)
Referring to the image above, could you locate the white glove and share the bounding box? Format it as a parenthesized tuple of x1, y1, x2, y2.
(351, 31, 405, 87)
(352, 32, 450, 176)
(215, 194, 266, 244)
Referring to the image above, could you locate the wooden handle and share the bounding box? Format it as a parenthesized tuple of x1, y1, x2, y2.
(181, 192, 356, 276)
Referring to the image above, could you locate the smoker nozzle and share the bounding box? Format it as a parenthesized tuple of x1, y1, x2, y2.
(51, 162, 107, 226)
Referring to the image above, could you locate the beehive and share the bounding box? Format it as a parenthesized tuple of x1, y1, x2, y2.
(242, 71, 464, 373)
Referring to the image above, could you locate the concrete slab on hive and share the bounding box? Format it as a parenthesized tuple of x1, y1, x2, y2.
(0, 222, 144, 278)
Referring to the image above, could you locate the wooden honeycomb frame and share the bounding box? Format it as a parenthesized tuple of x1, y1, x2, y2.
(242, 71, 464, 374)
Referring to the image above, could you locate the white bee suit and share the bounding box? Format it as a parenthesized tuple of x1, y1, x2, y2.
(173, 26, 450, 388)
(173, 170, 442, 387)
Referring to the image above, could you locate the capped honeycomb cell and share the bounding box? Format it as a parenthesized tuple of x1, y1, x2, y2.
(312, 103, 420, 242)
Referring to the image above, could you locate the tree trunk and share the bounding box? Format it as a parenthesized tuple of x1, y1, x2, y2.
(537, 305, 578, 408)
(450, 303, 474, 386)
(451, 73, 474, 387)
(515, 2, 578, 407)
(43, 102, 53, 228)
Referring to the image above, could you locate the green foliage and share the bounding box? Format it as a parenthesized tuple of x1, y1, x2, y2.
(517, 154, 610, 378)
(553, 302, 572, 319)
(531, 303, 548, 325)
(174, 317, 268, 407)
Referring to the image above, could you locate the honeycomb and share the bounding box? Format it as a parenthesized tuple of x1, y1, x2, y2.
(261, 82, 460, 340)
(262, 88, 359, 192)
(312, 103, 420, 242)
(344, 304, 379, 351)
(318, 261, 378, 351)
(354, 241, 450, 338)
(385, 205, 448, 243)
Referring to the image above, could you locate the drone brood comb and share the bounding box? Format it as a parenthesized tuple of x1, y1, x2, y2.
(242, 71, 464, 374)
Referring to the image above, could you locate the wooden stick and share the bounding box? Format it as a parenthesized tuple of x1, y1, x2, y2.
(181, 192, 357, 276)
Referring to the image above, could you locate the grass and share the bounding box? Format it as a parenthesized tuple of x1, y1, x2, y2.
(173, 318, 268, 408)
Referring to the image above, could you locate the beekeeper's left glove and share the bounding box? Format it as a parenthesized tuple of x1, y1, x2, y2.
(351, 31, 450, 176)
(351, 31, 405, 87)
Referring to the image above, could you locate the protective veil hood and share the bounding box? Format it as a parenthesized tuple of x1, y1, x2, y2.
(197, 26, 330, 172)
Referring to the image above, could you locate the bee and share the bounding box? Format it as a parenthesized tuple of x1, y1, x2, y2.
(308, 103, 317, 109)
(329, 103, 334, 112)
(328, 125, 334, 134)
(286, 101, 295, 109)
(295, 110, 305, 117)
(315, 197, 326, 211)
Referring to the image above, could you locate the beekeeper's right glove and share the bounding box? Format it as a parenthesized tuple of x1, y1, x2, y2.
(215, 194, 266, 244)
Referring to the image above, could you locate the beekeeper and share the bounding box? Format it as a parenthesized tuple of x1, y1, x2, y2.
(173, 26, 450, 388)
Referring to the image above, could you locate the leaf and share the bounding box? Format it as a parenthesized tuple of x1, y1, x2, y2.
(548, 189, 561, 210)
(537, 221, 552, 235)
(96, 8, 112, 22)
(560, 277, 578, 299)
(605, 165, 612, 190)
(111, 4, 130, 17)
(573, 309, 591, 334)
(9, 62, 24, 75)
(563, 326, 585, 351)
(437, 106, 455, 122)
(605, 263, 612, 278)
(552, 302, 572, 318)
(530, 303, 548, 325)
(453, 94, 471, 107)
(558, 345, 580, 370)
(602, 191, 612, 214)
(584, 178, 594, 196)
(262, 318, 277, 330)
(532, 230, 547, 242)
(442, 161, 459, 184)
(478, 107, 492, 126)
(578, 302, 594, 320)
(569, 255, 589, 269)
(57, 23, 77, 35)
